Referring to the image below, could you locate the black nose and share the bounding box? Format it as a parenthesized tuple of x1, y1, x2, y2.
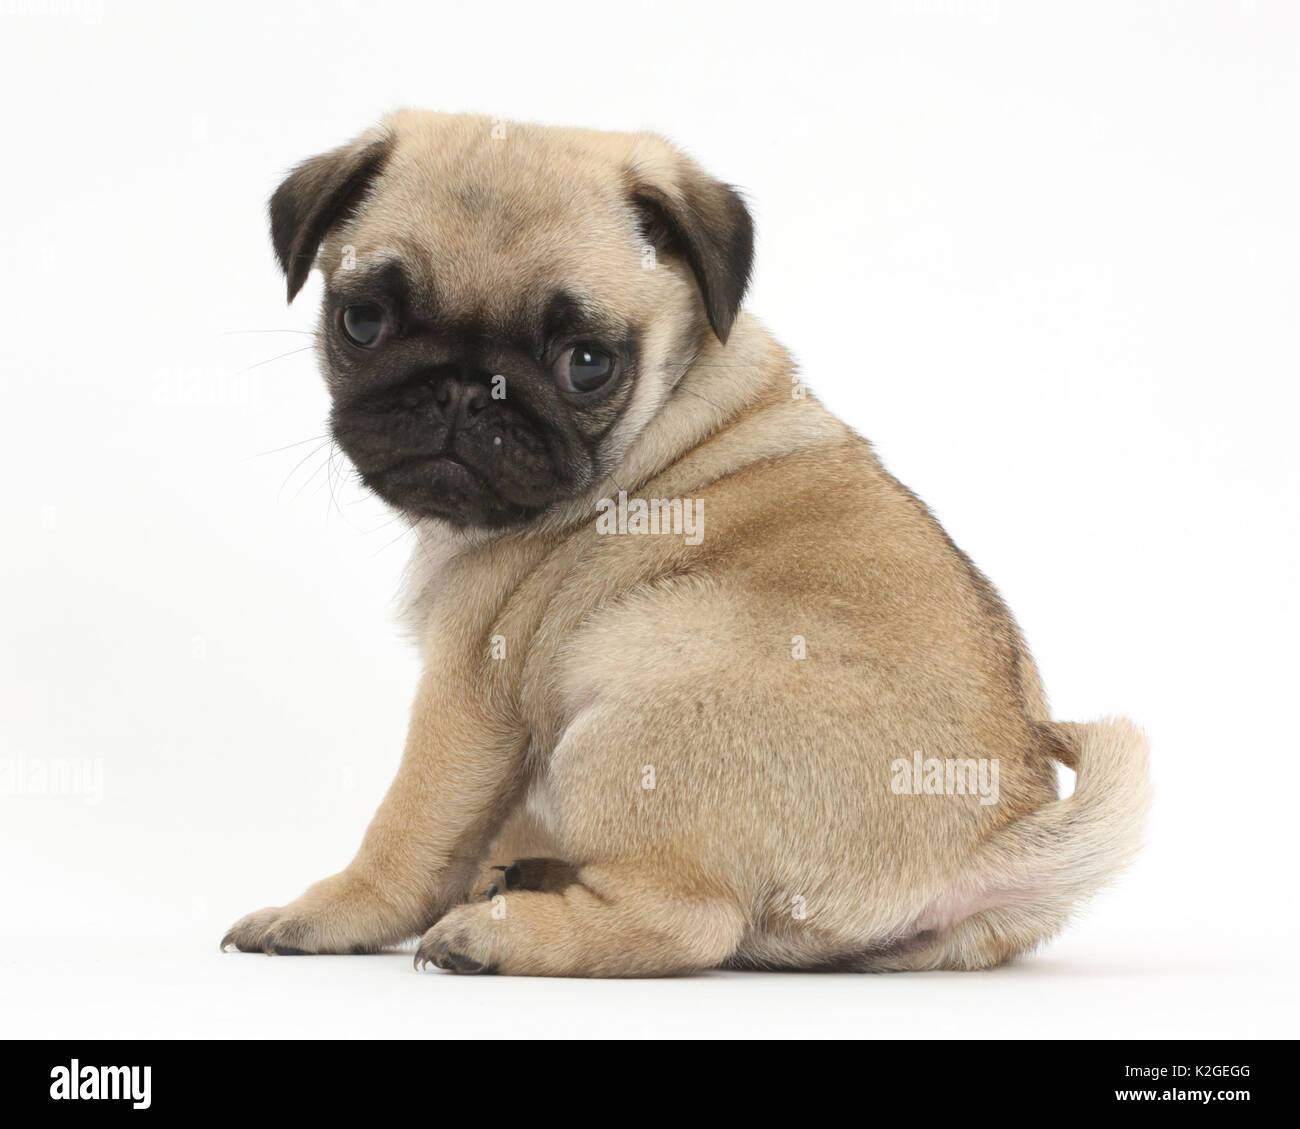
(431, 376, 489, 422)
(395, 373, 491, 431)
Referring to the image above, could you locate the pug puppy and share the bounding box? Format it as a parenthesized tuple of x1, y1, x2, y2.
(221, 111, 1150, 976)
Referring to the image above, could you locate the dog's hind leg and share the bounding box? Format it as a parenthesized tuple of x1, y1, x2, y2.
(415, 861, 745, 977)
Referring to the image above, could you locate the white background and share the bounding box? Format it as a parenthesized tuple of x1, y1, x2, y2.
(1, 0, 1296, 1039)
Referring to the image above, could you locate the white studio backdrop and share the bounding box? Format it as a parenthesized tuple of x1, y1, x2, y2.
(0, 0, 1296, 1037)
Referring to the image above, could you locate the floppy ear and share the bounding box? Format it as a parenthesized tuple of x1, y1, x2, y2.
(630, 162, 754, 344)
(269, 134, 392, 302)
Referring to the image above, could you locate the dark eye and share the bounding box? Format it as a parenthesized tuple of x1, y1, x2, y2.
(555, 344, 616, 393)
(339, 304, 388, 348)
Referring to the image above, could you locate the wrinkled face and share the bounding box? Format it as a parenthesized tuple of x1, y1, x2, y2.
(323, 259, 646, 527)
(270, 113, 753, 529)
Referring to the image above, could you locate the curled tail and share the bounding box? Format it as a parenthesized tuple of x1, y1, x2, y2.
(862, 717, 1152, 971)
(984, 717, 1153, 909)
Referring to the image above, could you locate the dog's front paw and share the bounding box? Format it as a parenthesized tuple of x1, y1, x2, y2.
(414, 903, 502, 974)
(222, 905, 321, 955)
(221, 873, 398, 955)
(222, 904, 381, 955)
